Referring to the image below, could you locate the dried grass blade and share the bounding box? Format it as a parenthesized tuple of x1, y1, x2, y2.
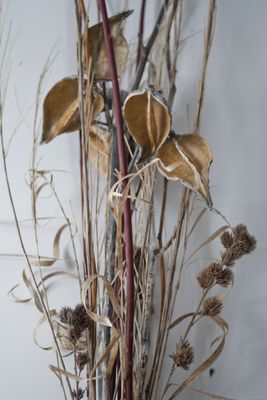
(186, 225, 229, 262)
(49, 365, 84, 382)
(187, 208, 207, 238)
(33, 309, 57, 350)
(192, 387, 235, 400)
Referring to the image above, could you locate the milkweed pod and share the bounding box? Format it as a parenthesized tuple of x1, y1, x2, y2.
(88, 124, 111, 176)
(123, 89, 171, 160)
(41, 77, 104, 143)
(156, 133, 213, 207)
(86, 10, 133, 80)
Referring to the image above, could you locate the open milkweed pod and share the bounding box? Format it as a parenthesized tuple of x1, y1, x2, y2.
(88, 124, 111, 176)
(86, 10, 133, 80)
(156, 133, 213, 207)
(123, 89, 171, 160)
(41, 77, 104, 143)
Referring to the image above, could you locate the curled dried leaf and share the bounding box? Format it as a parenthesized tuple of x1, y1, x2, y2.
(156, 134, 212, 207)
(41, 77, 104, 143)
(123, 89, 171, 159)
(88, 124, 111, 176)
(86, 10, 133, 80)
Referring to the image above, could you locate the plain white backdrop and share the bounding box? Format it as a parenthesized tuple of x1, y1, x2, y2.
(0, 1, 266, 399)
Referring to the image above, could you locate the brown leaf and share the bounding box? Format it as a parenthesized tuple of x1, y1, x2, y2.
(156, 134, 212, 207)
(41, 77, 104, 143)
(86, 10, 133, 80)
(123, 89, 171, 159)
(88, 124, 111, 176)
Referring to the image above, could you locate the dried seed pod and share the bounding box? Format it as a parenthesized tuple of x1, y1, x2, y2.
(123, 89, 171, 159)
(170, 339, 194, 370)
(41, 77, 104, 143)
(216, 267, 234, 287)
(88, 124, 111, 176)
(202, 297, 223, 316)
(220, 230, 234, 249)
(59, 306, 74, 325)
(156, 133, 213, 207)
(197, 263, 222, 289)
(72, 388, 85, 400)
(232, 224, 256, 254)
(76, 351, 89, 372)
(86, 10, 133, 80)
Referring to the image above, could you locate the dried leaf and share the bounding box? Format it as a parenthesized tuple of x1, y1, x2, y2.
(88, 124, 111, 176)
(41, 77, 104, 143)
(123, 89, 171, 159)
(86, 10, 133, 80)
(156, 134, 212, 206)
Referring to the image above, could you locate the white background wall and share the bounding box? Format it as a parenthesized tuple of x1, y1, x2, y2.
(0, 1, 266, 399)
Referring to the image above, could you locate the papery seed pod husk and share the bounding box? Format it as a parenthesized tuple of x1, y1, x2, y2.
(54, 321, 87, 351)
(41, 77, 104, 143)
(156, 133, 213, 207)
(123, 89, 171, 160)
(88, 124, 111, 176)
(86, 10, 133, 80)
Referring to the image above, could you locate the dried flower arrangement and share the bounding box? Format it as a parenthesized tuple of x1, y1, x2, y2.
(0, 1, 257, 400)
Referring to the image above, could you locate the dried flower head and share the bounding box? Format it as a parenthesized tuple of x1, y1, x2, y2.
(72, 388, 85, 400)
(170, 339, 194, 370)
(73, 304, 90, 331)
(216, 267, 234, 287)
(221, 225, 256, 267)
(76, 351, 89, 371)
(202, 297, 223, 316)
(197, 263, 222, 289)
(220, 230, 234, 249)
(233, 224, 256, 255)
(69, 304, 91, 341)
(59, 306, 74, 325)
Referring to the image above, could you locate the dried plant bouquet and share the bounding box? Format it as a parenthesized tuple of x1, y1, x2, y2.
(0, 1, 256, 400)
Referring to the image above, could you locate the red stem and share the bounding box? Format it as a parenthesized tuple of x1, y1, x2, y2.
(136, 0, 147, 68)
(97, 1, 134, 399)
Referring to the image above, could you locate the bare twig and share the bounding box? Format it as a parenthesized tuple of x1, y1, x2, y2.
(97, 2, 135, 399)
(193, 0, 216, 134)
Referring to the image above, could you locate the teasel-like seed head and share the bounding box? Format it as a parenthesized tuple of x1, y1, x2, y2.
(233, 224, 256, 255)
(220, 231, 234, 249)
(72, 388, 85, 400)
(221, 225, 256, 267)
(59, 306, 74, 325)
(73, 304, 91, 331)
(76, 351, 89, 372)
(202, 296, 223, 316)
(170, 339, 194, 370)
(70, 304, 91, 341)
(197, 263, 222, 289)
(216, 267, 234, 287)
